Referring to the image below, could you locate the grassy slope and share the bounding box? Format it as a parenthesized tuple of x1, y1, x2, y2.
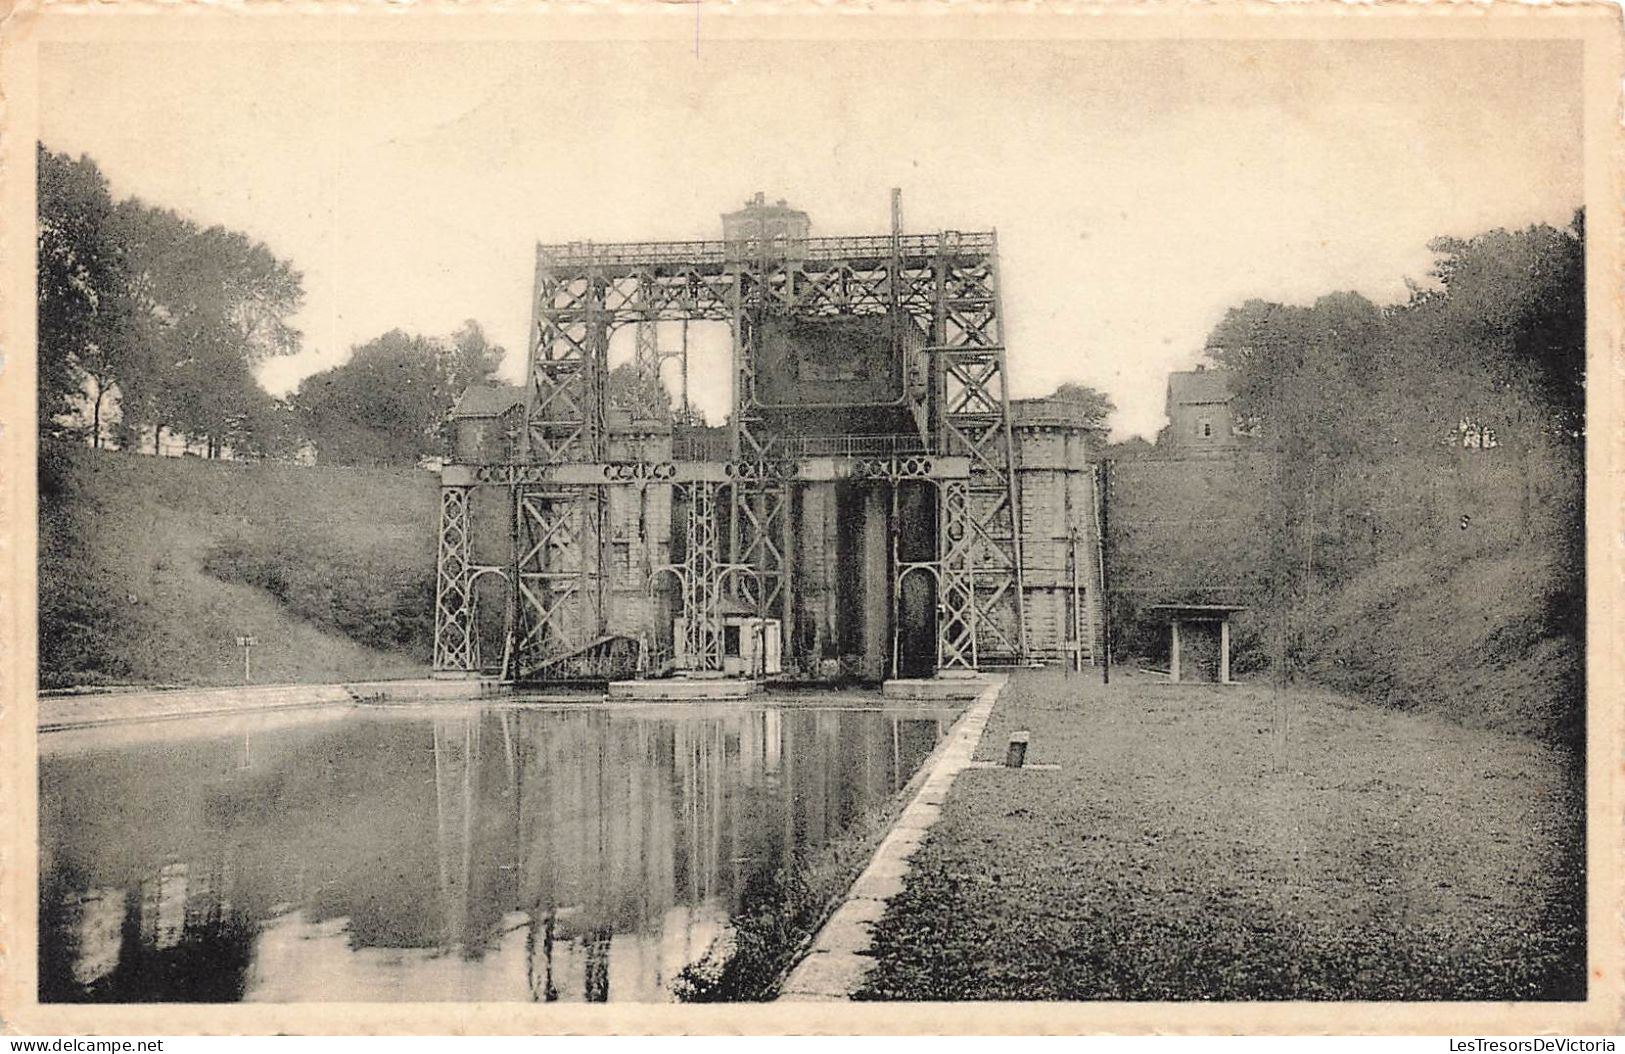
(39, 443, 439, 688)
(1294, 540, 1582, 744)
(858, 669, 1584, 1001)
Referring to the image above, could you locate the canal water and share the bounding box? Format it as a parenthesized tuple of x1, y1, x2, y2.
(39, 700, 954, 1003)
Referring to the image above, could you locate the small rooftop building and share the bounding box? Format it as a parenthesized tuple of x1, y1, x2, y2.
(1163, 364, 1238, 454)
(722, 193, 811, 260)
(449, 384, 524, 463)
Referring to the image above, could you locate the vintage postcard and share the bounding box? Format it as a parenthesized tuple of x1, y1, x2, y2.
(1, 0, 1620, 1037)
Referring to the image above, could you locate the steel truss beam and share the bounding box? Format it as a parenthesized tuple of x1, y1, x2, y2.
(526, 235, 999, 334)
(443, 456, 968, 488)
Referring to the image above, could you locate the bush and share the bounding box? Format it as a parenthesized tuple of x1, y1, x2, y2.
(202, 531, 434, 661)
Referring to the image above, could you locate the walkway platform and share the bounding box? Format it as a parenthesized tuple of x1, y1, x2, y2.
(36, 677, 514, 731)
(881, 673, 999, 701)
(606, 678, 759, 701)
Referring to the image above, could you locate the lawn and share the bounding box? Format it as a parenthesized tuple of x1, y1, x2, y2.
(856, 668, 1585, 1001)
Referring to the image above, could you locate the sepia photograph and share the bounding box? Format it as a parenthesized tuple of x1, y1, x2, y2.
(1, 3, 1619, 1037)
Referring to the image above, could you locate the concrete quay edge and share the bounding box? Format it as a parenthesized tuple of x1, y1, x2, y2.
(36, 677, 503, 732)
(777, 674, 1005, 1001)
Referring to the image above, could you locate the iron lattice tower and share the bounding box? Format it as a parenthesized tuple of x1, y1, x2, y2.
(432, 225, 1028, 680)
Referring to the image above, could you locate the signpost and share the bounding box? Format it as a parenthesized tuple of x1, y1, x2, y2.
(235, 635, 258, 684)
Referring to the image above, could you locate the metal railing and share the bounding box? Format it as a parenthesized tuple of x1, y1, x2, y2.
(671, 432, 733, 462)
(536, 231, 996, 269)
(668, 432, 931, 462)
(779, 433, 930, 458)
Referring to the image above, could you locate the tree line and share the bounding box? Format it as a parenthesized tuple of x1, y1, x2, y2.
(38, 144, 504, 466)
(1199, 212, 1585, 667)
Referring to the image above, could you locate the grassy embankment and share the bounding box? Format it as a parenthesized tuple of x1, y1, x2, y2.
(1295, 539, 1583, 745)
(1108, 451, 1585, 746)
(857, 668, 1584, 1001)
(39, 442, 439, 689)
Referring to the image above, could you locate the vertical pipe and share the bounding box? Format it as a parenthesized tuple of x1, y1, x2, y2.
(680, 318, 691, 422)
(1097, 459, 1113, 685)
(1171, 620, 1182, 684)
(862, 485, 890, 681)
(521, 248, 544, 461)
(504, 483, 523, 682)
(782, 482, 797, 676)
(1070, 526, 1083, 674)
(931, 233, 948, 453)
(890, 481, 901, 680)
(891, 717, 901, 792)
(1220, 618, 1232, 685)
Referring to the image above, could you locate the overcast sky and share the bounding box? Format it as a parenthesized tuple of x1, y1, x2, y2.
(39, 36, 1582, 440)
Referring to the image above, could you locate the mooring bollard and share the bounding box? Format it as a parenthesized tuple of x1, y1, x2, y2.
(1005, 731, 1030, 769)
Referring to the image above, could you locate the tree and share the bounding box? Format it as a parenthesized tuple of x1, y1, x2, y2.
(1418, 215, 1584, 441)
(1046, 382, 1116, 431)
(606, 361, 675, 422)
(113, 204, 304, 457)
(1104, 436, 1155, 461)
(294, 324, 505, 466)
(36, 145, 131, 443)
(37, 145, 308, 458)
(1199, 216, 1586, 680)
(447, 319, 505, 392)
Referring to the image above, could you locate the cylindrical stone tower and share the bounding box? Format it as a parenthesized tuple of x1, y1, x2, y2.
(1012, 398, 1106, 666)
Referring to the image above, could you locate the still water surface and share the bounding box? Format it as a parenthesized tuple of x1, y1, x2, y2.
(39, 700, 952, 1003)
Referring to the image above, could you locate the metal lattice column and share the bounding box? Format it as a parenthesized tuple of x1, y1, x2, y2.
(729, 476, 789, 620)
(679, 481, 722, 671)
(433, 486, 479, 672)
(728, 250, 791, 630)
(527, 249, 609, 462)
(936, 477, 977, 669)
(631, 319, 663, 423)
(930, 234, 1027, 662)
(505, 487, 603, 681)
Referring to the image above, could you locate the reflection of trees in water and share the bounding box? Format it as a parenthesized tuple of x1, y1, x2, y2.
(41, 856, 257, 1003)
(42, 706, 944, 1003)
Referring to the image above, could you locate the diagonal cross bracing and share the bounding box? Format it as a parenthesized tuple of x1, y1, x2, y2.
(443, 224, 1029, 680)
